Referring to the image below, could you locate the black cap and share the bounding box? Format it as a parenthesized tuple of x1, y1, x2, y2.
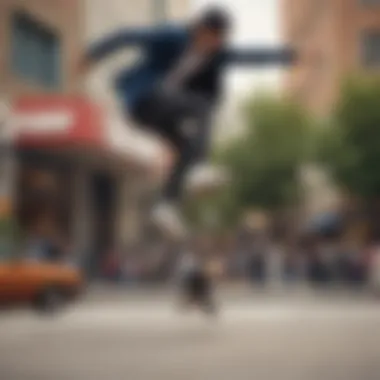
(197, 7, 232, 33)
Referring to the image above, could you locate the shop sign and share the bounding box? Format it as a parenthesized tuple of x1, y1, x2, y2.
(14, 110, 75, 133)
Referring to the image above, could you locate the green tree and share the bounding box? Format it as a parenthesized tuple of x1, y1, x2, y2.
(320, 76, 380, 199)
(184, 95, 313, 232)
(184, 186, 241, 232)
(218, 95, 312, 213)
(318, 76, 380, 238)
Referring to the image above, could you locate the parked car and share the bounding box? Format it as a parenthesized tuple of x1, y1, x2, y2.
(0, 255, 83, 313)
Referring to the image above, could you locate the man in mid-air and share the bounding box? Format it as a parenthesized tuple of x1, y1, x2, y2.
(79, 7, 302, 238)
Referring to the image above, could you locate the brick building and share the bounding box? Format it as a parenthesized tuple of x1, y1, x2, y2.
(0, 0, 189, 274)
(0, 0, 86, 260)
(0, 0, 83, 97)
(282, 0, 380, 115)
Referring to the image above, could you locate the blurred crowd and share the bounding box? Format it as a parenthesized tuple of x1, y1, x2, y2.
(101, 243, 178, 285)
(98, 235, 380, 294)
(20, 224, 380, 296)
(229, 237, 373, 288)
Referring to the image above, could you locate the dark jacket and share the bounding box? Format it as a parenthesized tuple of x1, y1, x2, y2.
(87, 25, 296, 109)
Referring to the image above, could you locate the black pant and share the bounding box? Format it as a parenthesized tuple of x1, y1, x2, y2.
(131, 89, 212, 201)
(182, 270, 215, 313)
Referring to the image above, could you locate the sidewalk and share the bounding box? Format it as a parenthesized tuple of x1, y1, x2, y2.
(83, 281, 374, 304)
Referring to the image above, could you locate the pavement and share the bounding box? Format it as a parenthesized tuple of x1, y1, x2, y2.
(1, 285, 380, 380)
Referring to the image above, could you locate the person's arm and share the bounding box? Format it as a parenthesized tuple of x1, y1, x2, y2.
(86, 27, 155, 62)
(224, 46, 298, 67)
(76, 27, 155, 77)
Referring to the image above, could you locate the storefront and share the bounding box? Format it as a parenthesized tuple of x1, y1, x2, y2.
(12, 95, 164, 275)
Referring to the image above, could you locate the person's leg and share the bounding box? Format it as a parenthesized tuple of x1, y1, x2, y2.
(129, 90, 212, 236)
(131, 89, 212, 201)
(159, 93, 212, 202)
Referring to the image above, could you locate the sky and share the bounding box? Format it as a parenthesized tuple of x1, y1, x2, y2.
(192, 0, 282, 101)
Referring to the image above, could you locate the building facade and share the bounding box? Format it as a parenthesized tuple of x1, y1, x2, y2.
(0, 0, 83, 97)
(0, 0, 190, 271)
(282, 0, 380, 115)
(0, 0, 85, 259)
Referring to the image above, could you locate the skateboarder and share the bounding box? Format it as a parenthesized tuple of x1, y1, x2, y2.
(78, 7, 300, 238)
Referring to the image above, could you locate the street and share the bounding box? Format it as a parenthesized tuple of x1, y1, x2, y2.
(1, 287, 380, 380)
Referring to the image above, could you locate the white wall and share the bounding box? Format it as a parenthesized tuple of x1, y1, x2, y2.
(84, 0, 153, 107)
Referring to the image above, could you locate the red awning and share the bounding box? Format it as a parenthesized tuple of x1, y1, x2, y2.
(14, 95, 106, 151)
(13, 95, 171, 179)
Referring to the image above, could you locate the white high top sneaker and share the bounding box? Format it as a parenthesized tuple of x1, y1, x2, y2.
(151, 202, 188, 240)
(186, 164, 229, 196)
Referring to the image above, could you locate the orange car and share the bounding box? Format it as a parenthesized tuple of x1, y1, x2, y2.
(0, 255, 83, 312)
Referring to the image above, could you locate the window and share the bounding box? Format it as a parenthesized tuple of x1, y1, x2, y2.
(361, 30, 380, 68)
(11, 12, 61, 89)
